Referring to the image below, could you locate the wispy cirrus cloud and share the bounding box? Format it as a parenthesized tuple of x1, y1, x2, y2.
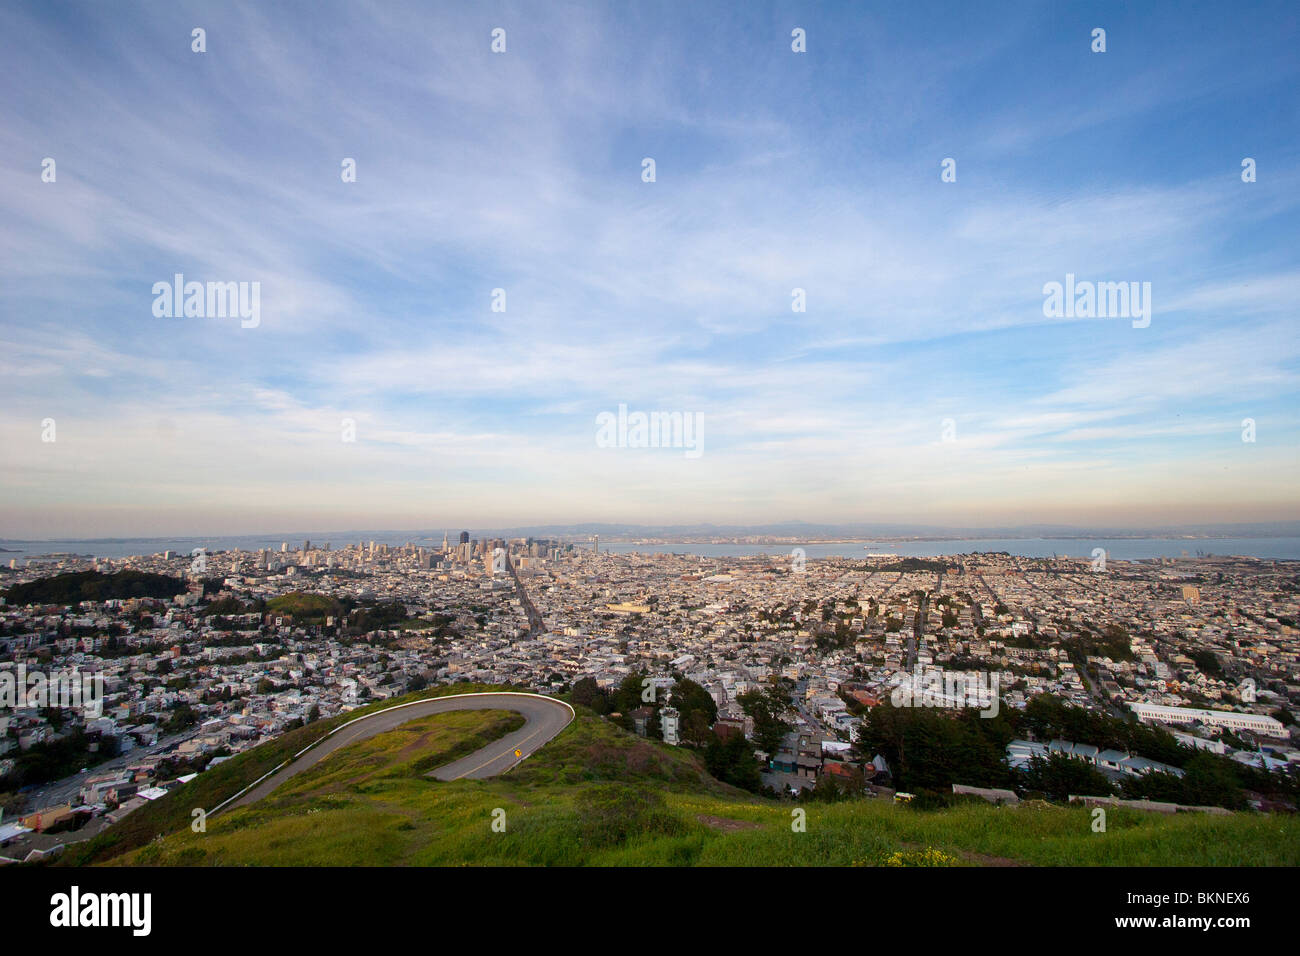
(0, 0, 1297, 536)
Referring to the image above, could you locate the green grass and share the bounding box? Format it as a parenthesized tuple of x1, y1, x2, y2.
(265, 592, 341, 621)
(268, 709, 525, 798)
(93, 693, 1300, 867)
(61, 682, 509, 865)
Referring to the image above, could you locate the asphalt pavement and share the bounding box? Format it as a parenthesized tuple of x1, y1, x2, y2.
(224, 692, 573, 811)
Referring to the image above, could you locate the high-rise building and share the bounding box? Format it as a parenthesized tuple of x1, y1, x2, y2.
(459, 531, 470, 545)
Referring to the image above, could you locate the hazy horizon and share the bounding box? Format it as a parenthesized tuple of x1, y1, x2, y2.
(6, 517, 1300, 545)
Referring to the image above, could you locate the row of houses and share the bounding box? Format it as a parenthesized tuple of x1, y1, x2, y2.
(1006, 738, 1185, 778)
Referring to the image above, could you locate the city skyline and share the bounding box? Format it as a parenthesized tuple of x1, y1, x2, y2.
(3, 0, 1299, 538)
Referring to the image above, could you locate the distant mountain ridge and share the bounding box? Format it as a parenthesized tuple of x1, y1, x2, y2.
(4, 520, 1299, 547)
(470, 520, 1300, 540)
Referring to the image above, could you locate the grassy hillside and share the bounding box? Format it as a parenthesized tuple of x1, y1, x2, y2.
(265, 591, 341, 622)
(94, 692, 1300, 867)
(61, 682, 509, 865)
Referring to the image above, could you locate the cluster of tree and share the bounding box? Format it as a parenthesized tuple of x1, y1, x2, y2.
(1070, 623, 1135, 662)
(814, 623, 855, 652)
(1020, 694, 1187, 766)
(854, 703, 1017, 794)
(163, 703, 199, 733)
(1002, 630, 1040, 649)
(345, 600, 410, 632)
(1118, 753, 1250, 810)
(201, 684, 246, 706)
(3, 569, 188, 606)
(1021, 752, 1114, 800)
(1191, 650, 1224, 678)
(703, 731, 763, 792)
(202, 595, 260, 617)
(420, 612, 461, 640)
(0, 729, 119, 788)
(737, 682, 793, 756)
(798, 766, 867, 802)
(854, 693, 1297, 810)
(669, 678, 718, 744)
(871, 558, 955, 573)
(572, 673, 720, 746)
(569, 677, 604, 712)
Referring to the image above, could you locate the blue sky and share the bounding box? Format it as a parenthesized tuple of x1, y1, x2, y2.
(1, 0, 1298, 537)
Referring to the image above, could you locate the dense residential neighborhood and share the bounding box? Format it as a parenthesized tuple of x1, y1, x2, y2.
(2, 537, 1297, 861)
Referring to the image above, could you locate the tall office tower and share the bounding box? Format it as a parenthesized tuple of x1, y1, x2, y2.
(281, 542, 288, 552)
(304, 540, 311, 552)
(593, 534, 599, 553)
(459, 531, 470, 545)
(442, 531, 449, 551)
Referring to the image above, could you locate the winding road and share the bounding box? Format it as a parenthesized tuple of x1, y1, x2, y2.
(219, 692, 574, 813)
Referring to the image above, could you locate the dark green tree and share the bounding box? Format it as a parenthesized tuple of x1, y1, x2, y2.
(1021, 753, 1114, 800)
(669, 678, 718, 741)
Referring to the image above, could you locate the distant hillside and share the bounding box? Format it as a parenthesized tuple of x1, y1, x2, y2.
(2, 569, 188, 606)
(872, 557, 958, 573)
(265, 592, 342, 622)
(85, 688, 1300, 868)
